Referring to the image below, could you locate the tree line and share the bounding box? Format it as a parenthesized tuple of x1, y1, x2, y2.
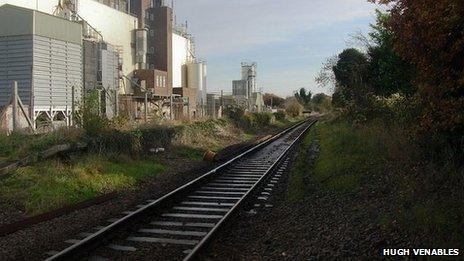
(317, 1, 463, 160)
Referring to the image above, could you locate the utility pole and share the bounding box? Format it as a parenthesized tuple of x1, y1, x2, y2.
(12, 81, 18, 131)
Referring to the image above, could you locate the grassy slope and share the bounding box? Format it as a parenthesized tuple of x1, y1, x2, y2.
(0, 128, 84, 163)
(0, 155, 165, 215)
(0, 117, 297, 216)
(288, 119, 464, 246)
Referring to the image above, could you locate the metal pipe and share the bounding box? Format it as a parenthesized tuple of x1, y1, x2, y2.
(71, 86, 75, 126)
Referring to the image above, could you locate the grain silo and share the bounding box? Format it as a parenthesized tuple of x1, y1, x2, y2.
(0, 4, 82, 130)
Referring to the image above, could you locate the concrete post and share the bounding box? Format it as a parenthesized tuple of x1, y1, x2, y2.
(71, 85, 75, 126)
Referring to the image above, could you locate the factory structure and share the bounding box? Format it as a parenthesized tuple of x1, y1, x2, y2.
(0, 0, 207, 132)
(205, 62, 265, 119)
(232, 62, 264, 113)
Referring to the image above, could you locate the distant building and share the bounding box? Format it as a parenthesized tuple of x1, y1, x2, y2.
(232, 62, 264, 112)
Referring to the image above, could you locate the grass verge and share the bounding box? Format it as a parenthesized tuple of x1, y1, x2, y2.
(0, 155, 165, 216)
(288, 118, 464, 246)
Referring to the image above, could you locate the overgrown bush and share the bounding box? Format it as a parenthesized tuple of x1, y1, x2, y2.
(74, 90, 109, 136)
(274, 110, 286, 121)
(224, 106, 245, 123)
(285, 100, 303, 117)
(253, 112, 273, 127)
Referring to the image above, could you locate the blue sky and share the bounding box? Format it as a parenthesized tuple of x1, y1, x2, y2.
(174, 0, 380, 97)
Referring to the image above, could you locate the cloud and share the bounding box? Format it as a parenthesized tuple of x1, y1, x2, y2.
(173, 0, 380, 96)
(174, 0, 377, 56)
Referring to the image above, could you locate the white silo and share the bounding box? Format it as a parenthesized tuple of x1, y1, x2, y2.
(201, 62, 207, 106)
(187, 61, 207, 107)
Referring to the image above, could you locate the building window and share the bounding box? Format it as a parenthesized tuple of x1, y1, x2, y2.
(150, 14, 154, 21)
(149, 47, 154, 54)
(149, 30, 154, 37)
(163, 77, 166, 87)
(149, 64, 155, 69)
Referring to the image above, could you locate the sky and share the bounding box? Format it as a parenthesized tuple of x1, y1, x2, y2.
(173, 0, 381, 97)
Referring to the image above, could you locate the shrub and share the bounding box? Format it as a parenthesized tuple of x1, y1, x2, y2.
(74, 90, 109, 136)
(253, 112, 273, 127)
(224, 106, 245, 122)
(274, 110, 286, 121)
(286, 100, 303, 117)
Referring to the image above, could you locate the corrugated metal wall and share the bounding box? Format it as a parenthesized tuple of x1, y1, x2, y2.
(83, 40, 99, 90)
(33, 35, 83, 110)
(101, 43, 119, 118)
(0, 35, 33, 106)
(101, 43, 119, 92)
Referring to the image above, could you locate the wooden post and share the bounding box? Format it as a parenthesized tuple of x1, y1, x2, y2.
(144, 92, 148, 123)
(187, 97, 190, 119)
(115, 90, 119, 117)
(170, 95, 173, 120)
(12, 81, 18, 131)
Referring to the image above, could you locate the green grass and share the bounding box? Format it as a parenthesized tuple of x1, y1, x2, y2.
(287, 118, 464, 246)
(0, 155, 165, 216)
(287, 128, 316, 203)
(0, 117, 296, 217)
(0, 128, 84, 163)
(310, 121, 387, 193)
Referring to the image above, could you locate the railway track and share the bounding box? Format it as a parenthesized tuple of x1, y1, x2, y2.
(45, 120, 316, 261)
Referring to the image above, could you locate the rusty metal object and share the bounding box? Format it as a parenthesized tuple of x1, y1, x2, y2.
(203, 150, 217, 162)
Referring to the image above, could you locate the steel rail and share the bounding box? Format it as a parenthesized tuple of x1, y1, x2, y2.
(183, 120, 317, 260)
(46, 120, 311, 261)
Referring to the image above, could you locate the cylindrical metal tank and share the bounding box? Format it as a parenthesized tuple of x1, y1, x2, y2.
(201, 62, 207, 105)
(135, 28, 147, 69)
(187, 62, 203, 91)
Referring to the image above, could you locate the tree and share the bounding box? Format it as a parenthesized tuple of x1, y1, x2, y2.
(366, 10, 416, 97)
(372, 0, 464, 145)
(311, 93, 326, 105)
(294, 88, 312, 107)
(311, 93, 332, 113)
(332, 48, 370, 108)
(315, 55, 338, 91)
(285, 98, 303, 117)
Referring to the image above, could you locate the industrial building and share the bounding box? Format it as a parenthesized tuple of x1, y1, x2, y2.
(206, 91, 235, 119)
(0, 0, 207, 132)
(232, 62, 264, 112)
(0, 4, 83, 131)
